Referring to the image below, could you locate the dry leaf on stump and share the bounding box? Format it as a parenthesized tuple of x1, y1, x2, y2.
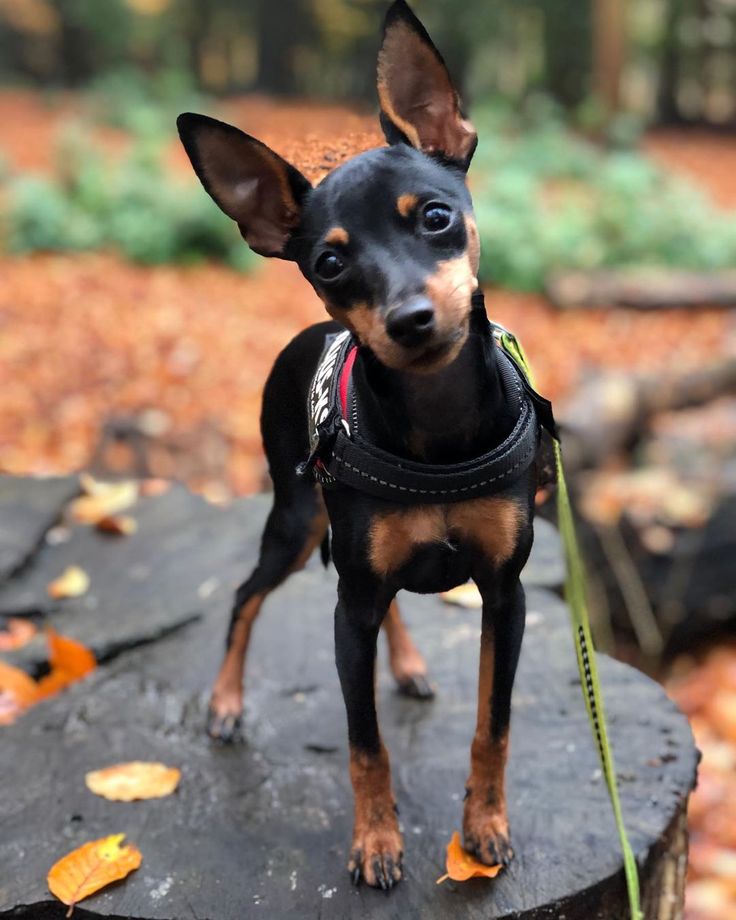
(436, 832, 503, 884)
(95, 514, 138, 536)
(48, 566, 90, 599)
(0, 617, 36, 651)
(86, 761, 181, 801)
(36, 629, 96, 700)
(440, 582, 483, 609)
(47, 833, 142, 917)
(69, 477, 138, 525)
(0, 661, 39, 724)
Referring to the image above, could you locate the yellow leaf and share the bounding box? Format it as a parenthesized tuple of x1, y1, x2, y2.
(436, 832, 502, 884)
(47, 566, 90, 599)
(69, 479, 138, 525)
(440, 582, 483, 609)
(86, 761, 181, 801)
(47, 834, 142, 914)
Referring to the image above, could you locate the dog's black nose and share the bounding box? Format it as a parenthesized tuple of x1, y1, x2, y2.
(385, 298, 435, 348)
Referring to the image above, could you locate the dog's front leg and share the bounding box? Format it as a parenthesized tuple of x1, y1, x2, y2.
(334, 578, 403, 889)
(463, 577, 525, 867)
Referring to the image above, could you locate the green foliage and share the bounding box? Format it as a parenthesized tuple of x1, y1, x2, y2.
(86, 67, 207, 135)
(471, 107, 736, 290)
(2, 126, 255, 271)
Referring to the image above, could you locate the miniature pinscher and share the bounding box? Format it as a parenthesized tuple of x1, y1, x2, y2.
(178, 0, 541, 890)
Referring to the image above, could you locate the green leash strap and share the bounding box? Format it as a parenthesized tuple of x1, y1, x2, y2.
(499, 330, 643, 920)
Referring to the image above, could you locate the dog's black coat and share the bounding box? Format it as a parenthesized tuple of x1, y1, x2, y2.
(177, 0, 542, 891)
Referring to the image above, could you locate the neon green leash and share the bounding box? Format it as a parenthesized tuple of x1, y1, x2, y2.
(499, 329, 643, 920)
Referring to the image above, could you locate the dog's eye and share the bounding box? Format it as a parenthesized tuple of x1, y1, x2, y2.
(421, 203, 452, 233)
(315, 252, 345, 281)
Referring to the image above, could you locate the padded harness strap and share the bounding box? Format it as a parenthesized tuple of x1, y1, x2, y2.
(299, 324, 556, 503)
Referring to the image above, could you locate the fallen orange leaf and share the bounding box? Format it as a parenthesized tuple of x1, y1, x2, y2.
(85, 761, 181, 801)
(0, 617, 37, 651)
(36, 630, 96, 700)
(0, 661, 40, 723)
(48, 629, 96, 677)
(47, 833, 142, 916)
(436, 832, 503, 884)
(0, 631, 96, 717)
(48, 566, 90, 599)
(69, 478, 138, 525)
(95, 514, 138, 536)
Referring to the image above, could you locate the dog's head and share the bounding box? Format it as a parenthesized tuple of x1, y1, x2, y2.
(178, 0, 479, 374)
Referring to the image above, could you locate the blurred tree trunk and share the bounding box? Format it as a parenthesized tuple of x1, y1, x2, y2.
(657, 0, 683, 123)
(254, 0, 311, 96)
(56, 15, 94, 85)
(542, 0, 593, 109)
(593, 0, 626, 115)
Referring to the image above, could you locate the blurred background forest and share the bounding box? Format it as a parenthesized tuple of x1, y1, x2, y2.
(0, 3, 735, 917)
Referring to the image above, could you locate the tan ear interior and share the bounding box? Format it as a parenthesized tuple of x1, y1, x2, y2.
(377, 19, 477, 164)
(196, 128, 301, 256)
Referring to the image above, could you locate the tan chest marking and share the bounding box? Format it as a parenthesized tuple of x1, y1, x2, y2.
(368, 497, 525, 576)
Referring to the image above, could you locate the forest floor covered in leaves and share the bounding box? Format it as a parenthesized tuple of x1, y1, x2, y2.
(1, 90, 736, 919)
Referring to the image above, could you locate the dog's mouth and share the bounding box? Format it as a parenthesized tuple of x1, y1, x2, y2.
(403, 326, 468, 374)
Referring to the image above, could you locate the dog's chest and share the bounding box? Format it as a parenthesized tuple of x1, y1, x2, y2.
(368, 496, 525, 585)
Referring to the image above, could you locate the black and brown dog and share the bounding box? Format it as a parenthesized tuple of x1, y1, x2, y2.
(178, 0, 543, 891)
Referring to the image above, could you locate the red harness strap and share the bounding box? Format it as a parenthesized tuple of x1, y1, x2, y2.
(339, 345, 358, 418)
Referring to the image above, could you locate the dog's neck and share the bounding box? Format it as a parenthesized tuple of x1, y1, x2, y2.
(352, 295, 518, 465)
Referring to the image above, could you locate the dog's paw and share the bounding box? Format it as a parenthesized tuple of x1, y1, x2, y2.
(396, 673, 435, 700)
(348, 827, 404, 890)
(207, 689, 243, 743)
(463, 806, 514, 868)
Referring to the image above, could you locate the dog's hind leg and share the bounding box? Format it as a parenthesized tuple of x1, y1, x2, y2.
(382, 599, 434, 699)
(208, 483, 328, 741)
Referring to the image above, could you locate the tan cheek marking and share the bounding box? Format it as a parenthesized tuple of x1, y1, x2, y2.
(421, 254, 475, 369)
(325, 226, 349, 246)
(465, 215, 481, 277)
(369, 507, 446, 576)
(322, 299, 414, 372)
(425, 253, 477, 325)
(397, 193, 418, 218)
(448, 497, 525, 567)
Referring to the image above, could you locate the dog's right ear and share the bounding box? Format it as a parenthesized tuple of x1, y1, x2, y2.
(177, 113, 311, 259)
(377, 0, 477, 171)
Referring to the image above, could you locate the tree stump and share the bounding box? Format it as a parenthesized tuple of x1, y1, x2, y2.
(0, 479, 697, 919)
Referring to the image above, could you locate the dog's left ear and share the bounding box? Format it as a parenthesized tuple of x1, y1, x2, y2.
(377, 0, 477, 171)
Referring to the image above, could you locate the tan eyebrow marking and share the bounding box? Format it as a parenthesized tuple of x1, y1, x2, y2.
(325, 227, 349, 246)
(397, 193, 418, 218)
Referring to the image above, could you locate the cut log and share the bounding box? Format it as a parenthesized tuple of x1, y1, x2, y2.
(0, 484, 697, 920)
(546, 269, 736, 310)
(559, 358, 736, 470)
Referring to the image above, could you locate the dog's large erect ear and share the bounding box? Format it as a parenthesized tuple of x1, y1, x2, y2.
(177, 113, 311, 259)
(377, 0, 477, 171)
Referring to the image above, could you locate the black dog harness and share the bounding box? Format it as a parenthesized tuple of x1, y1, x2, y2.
(299, 322, 557, 504)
